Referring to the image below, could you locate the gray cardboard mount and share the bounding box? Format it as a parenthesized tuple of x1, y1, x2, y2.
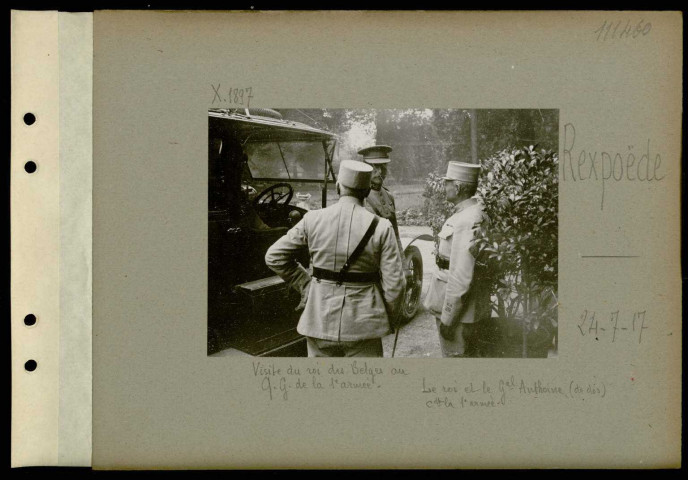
(93, 11, 682, 468)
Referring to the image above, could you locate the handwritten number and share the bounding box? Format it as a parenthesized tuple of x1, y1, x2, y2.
(579, 310, 650, 344)
(595, 21, 608, 41)
(596, 19, 651, 41)
(632, 20, 641, 38)
(637, 311, 647, 344)
(578, 310, 588, 336)
(246, 87, 253, 108)
(594, 21, 605, 41)
(610, 310, 620, 342)
(214, 87, 253, 106)
(588, 312, 598, 336)
(621, 21, 632, 39)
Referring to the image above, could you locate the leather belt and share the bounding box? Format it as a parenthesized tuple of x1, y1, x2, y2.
(312, 267, 380, 284)
(436, 256, 450, 270)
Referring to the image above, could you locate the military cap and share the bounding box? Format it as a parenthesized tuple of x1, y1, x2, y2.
(444, 161, 481, 183)
(357, 145, 393, 164)
(338, 160, 373, 189)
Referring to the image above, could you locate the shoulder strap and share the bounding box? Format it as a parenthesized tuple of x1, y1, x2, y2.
(339, 216, 379, 279)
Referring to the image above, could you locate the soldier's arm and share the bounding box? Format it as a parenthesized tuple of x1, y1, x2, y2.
(440, 214, 479, 327)
(378, 219, 406, 318)
(264, 216, 312, 294)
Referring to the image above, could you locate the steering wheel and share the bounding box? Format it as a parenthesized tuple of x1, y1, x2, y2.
(252, 183, 294, 208)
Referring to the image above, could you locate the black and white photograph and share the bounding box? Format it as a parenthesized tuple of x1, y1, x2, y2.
(208, 108, 559, 358)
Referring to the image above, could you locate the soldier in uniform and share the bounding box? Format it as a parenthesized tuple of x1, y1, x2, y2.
(423, 161, 490, 358)
(265, 160, 406, 357)
(358, 145, 405, 256)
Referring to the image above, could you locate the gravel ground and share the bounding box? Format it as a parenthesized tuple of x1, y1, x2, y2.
(382, 226, 442, 358)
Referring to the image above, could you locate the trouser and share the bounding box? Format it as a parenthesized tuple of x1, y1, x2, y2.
(306, 337, 383, 358)
(435, 318, 478, 358)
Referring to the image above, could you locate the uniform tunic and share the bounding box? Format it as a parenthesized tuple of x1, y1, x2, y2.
(265, 196, 406, 342)
(365, 186, 404, 255)
(424, 198, 490, 353)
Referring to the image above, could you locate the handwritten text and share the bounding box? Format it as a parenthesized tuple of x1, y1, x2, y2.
(594, 19, 652, 42)
(562, 123, 666, 210)
(211, 84, 254, 107)
(577, 310, 649, 344)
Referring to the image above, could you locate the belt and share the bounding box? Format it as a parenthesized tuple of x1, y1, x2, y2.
(312, 267, 380, 284)
(436, 256, 450, 270)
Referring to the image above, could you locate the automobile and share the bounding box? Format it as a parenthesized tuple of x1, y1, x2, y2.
(208, 108, 425, 356)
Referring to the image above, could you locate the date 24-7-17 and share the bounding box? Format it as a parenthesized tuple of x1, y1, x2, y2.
(578, 310, 648, 344)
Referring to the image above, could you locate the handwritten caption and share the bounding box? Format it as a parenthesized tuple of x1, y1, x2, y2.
(577, 310, 648, 344)
(252, 362, 609, 411)
(253, 361, 409, 401)
(562, 123, 666, 210)
(594, 19, 652, 42)
(211, 84, 254, 107)
(422, 375, 606, 409)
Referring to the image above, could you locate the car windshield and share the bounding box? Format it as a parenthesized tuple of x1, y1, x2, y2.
(245, 141, 326, 181)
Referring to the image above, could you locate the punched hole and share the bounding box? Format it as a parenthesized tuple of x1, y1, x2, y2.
(23, 113, 36, 125)
(24, 314, 37, 326)
(24, 360, 37, 372)
(24, 161, 37, 174)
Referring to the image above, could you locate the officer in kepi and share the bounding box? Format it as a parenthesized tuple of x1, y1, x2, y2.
(265, 160, 406, 357)
(423, 161, 490, 358)
(358, 145, 405, 256)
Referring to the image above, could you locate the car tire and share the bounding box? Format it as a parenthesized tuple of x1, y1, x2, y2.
(399, 245, 423, 325)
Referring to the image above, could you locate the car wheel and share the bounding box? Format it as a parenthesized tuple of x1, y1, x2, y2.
(399, 245, 423, 325)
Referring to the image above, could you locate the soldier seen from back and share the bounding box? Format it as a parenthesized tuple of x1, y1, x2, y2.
(265, 160, 406, 357)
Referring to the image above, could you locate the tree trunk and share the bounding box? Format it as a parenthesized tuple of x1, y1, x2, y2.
(470, 109, 478, 164)
(521, 271, 529, 358)
(522, 295, 528, 358)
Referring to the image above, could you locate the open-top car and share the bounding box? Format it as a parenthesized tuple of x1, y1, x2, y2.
(208, 108, 424, 356)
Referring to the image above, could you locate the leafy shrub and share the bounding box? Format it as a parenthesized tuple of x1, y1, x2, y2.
(474, 146, 558, 355)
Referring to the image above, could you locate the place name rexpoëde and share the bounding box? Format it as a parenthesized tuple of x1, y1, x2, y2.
(562, 123, 666, 210)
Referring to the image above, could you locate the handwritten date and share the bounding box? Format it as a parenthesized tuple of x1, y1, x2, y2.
(578, 310, 648, 343)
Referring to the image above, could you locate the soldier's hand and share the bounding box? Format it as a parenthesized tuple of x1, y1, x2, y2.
(439, 322, 456, 340)
(295, 280, 311, 312)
